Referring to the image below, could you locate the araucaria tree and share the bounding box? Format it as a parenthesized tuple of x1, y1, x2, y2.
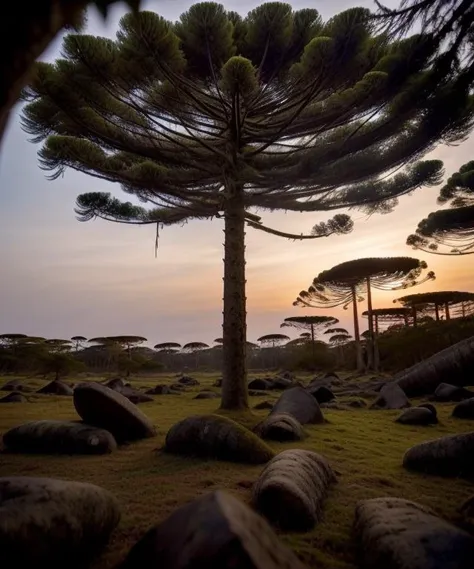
(407, 161, 474, 255)
(294, 257, 434, 370)
(394, 291, 474, 322)
(281, 315, 338, 364)
(22, 3, 474, 409)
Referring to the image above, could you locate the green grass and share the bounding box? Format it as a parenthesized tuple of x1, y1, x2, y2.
(0, 372, 473, 569)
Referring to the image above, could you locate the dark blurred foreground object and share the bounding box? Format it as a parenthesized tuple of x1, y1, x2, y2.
(0, 1, 140, 141)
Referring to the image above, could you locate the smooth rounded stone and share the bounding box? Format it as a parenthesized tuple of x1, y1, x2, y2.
(164, 414, 274, 464)
(354, 497, 474, 569)
(248, 378, 274, 390)
(403, 431, 474, 478)
(0, 392, 27, 403)
(270, 386, 324, 425)
(433, 382, 474, 402)
(371, 382, 410, 410)
(396, 407, 438, 425)
(460, 495, 474, 531)
(254, 400, 274, 410)
(169, 382, 187, 391)
(252, 449, 336, 531)
(418, 402, 438, 419)
(120, 387, 154, 404)
(102, 377, 127, 391)
(193, 391, 219, 400)
(307, 385, 335, 404)
(3, 420, 117, 455)
(345, 398, 367, 408)
(146, 384, 181, 395)
(0, 476, 120, 569)
(0, 379, 24, 392)
(178, 375, 200, 386)
(452, 398, 474, 419)
(121, 491, 307, 569)
(74, 382, 156, 442)
(37, 380, 73, 396)
(271, 376, 294, 389)
(254, 413, 304, 442)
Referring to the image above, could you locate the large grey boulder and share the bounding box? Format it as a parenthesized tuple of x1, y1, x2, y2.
(2, 420, 117, 455)
(452, 398, 474, 419)
(248, 378, 274, 390)
(146, 384, 181, 395)
(395, 407, 438, 425)
(307, 385, 335, 404)
(433, 383, 474, 402)
(0, 476, 120, 568)
(355, 497, 474, 569)
(0, 392, 26, 403)
(165, 414, 274, 464)
(121, 491, 307, 569)
(37, 380, 73, 396)
(403, 431, 474, 478)
(252, 449, 336, 531)
(271, 386, 324, 425)
(74, 382, 156, 442)
(254, 413, 304, 442)
(371, 382, 410, 410)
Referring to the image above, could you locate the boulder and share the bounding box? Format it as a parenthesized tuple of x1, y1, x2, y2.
(2, 420, 117, 455)
(433, 382, 474, 402)
(178, 375, 200, 386)
(0, 476, 120, 568)
(74, 382, 156, 442)
(418, 402, 438, 419)
(271, 376, 293, 390)
(345, 398, 367, 408)
(396, 407, 438, 425)
(165, 415, 274, 464)
(193, 391, 219, 400)
(271, 386, 324, 425)
(248, 378, 274, 390)
(252, 449, 336, 531)
(452, 398, 474, 419)
(371, 382, 410, 410)
(0, 392, 26, 403)
(403, 431, 474, 478)
(354, 496, 474, 569)
(254, 400, 274, 411)
(146, 384, 181, 395)
(120, 387, 154, 404)
(307, 385, 335, 404)
(460, 495, 474, 531)
(169, 383, 187, 391)
(102, 377, 127, 391)
(121, 491, 307, 569)
(0, 379, 24, 392)
(37, 380, 73, 396)
(254, 413, 304, 442)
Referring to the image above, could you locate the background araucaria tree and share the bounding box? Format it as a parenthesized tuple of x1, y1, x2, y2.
(22, 3, 474, 409)
(281, 315, 338, 366)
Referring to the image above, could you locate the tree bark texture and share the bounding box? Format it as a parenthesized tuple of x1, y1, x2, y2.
(352, 286, 363, 371)
(221, 189, 248, 410)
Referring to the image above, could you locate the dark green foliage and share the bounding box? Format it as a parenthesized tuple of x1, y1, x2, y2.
(407, 160, 474, 255)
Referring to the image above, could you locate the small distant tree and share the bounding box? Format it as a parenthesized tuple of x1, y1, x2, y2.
(294, 257, 434, 370)
(154, 342, 181, 353)
(394, 291, 474, 323)
(45, 339, 72, 353)
(362, 307, 411, 333)
(324, 327, 349, 336)
(182, 342, 209, 369)
(23, 4, 473, 410)
(257, 334, 290, 349)
(71, 335, 87, 351)
(281, 315, 338, 368)
(407, 161, 474, 255)
(39, 352, 85, 381)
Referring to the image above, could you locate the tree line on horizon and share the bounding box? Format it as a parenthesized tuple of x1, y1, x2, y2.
(3, 1, 474, 409)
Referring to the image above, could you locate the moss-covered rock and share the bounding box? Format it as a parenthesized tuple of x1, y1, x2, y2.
(252, 449, 336, 531)
(0, 392, 27, 403)
(37, 380, 73, 396)
(121, 491, 307, 569)
(2, 420, 117, 455)
(0, 476, 120, 569)
(164, 414, 274, 464)
(396, 407, 438, 425)
(355, 497, 474, 569)
(254, 413, 305, 442)
(452, 398, 474, 419)
(271, 386, 324, 424)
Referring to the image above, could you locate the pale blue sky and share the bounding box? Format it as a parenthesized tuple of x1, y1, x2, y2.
(1, 0, 473, 346)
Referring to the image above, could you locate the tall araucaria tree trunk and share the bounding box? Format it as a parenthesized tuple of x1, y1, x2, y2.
(351, 285, 363, 371)
(221, 186, 248, 410)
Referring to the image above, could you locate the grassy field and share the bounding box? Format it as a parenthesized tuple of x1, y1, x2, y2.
(1, 372, 473, 569)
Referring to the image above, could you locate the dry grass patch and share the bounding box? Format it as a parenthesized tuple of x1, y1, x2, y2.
(0, 372, 472, 569)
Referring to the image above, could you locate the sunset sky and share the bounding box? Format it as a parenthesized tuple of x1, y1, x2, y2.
(1, 0, 473, 347)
